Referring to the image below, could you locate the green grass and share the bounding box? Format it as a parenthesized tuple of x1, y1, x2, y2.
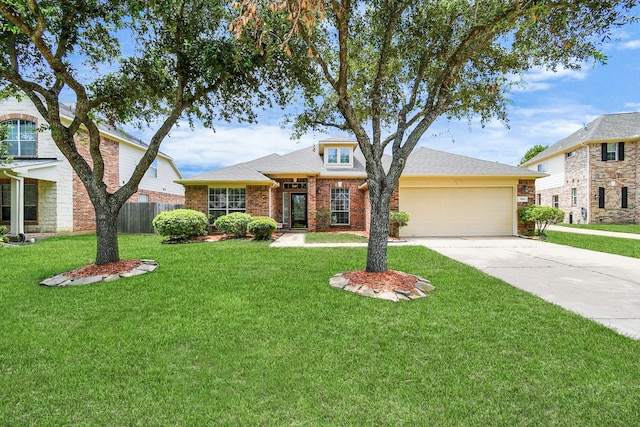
(304, 231, 368, 243)
(1, 235, 639, 426)
(556, 222, 640, 234)
(545, 230, 640, 259)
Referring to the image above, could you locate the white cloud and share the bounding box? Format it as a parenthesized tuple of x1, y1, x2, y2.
(618, 40, 640, 50)
(130, 122, 316, 177)
(512, 66, 588, 93)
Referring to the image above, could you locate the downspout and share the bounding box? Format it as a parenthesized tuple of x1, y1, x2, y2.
(586, 144, 591, 223)
(2, 169, 24, 235)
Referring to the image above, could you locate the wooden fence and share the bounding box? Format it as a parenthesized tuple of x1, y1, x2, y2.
(117, 202, 183, 234)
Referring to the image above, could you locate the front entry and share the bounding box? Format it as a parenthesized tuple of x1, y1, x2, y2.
(291, 193, 307, 228)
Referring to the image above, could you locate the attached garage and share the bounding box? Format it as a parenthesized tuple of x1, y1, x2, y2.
(397, 148, 545, 237)
(399, 185, 515, 237)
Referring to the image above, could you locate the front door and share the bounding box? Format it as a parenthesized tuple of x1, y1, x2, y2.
(291, 193, 307, 228)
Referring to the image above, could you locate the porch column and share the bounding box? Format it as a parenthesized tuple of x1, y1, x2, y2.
(4, 171, 24, 235)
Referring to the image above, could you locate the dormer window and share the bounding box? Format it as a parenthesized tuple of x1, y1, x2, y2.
(325, 147, 352, 166)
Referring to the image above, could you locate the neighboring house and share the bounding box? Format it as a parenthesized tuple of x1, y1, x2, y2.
(522, 112, 640, 224)
(178, 136, 543, 237)
(0, 96, 185, 236)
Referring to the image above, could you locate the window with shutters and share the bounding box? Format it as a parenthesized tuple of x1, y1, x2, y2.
(602, 142, 624, 161)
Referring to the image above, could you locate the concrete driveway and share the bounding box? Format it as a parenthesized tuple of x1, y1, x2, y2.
(410, 236, 640, 340)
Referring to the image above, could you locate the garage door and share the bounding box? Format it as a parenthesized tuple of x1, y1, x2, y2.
(399, 187, 514, 237)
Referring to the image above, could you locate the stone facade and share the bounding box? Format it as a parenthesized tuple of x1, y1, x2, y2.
(535, 142, 639, 224)
(517, 179, 536, 235)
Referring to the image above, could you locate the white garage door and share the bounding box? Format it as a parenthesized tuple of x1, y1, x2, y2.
(399, 187, 514, 237)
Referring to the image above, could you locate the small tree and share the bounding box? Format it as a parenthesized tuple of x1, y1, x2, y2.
(518, 205, 564, 237)
(388, 211, 409, 238)
(519, 144, 549, 166)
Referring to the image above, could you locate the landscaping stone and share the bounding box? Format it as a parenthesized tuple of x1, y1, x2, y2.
(328, 271, 435, 302)
(40, 260, 158, 287)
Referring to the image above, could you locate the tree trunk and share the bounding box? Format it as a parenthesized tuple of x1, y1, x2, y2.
(94, 203, 120, 265)
(366, 183, 392, 273)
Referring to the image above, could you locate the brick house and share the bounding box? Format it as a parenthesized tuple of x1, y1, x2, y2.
(179, 136, 542, 236)
(0, 96, 185, 236)
(522, 112, 640, 224)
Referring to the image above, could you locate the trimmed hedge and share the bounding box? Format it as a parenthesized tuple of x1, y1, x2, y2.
(213, 212, 253, 238)
(152, 209, 208, 241)
(248, 216, 278, 240)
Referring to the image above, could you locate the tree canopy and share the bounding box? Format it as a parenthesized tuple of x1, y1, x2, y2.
(233, 0, 637, 272)
(0, 0, 300, 264)
(520, 144, 549, 165)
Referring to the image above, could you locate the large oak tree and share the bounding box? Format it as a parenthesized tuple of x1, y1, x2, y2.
(0, 0, 300, 264)
(235, 0, 637, 272)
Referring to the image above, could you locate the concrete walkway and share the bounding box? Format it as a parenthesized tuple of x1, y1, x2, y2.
(411, 236, 640, 340)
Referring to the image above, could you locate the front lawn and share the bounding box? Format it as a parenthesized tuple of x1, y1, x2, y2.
(1, 235, 639, 425)
(545, 230, 640, 259)
(556, 223, 640, 234)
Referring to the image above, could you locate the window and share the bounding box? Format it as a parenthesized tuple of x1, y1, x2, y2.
(325, 147, 352, 166)
(537, 163, 547, 173)
(536, 194, 541, 205)
(0, 184, 10, 221)
(138, 194, 149, 203)
(552, 195, 559, 208)
(622, 187, 628, 209)
(149, 159, 158, 178)
(2, 119, 37, 157)
(571, 188, 577, 206)
(209, 188, 246, 221)
(0, 183, 37, 221)
(566, 151, 576, 158)
(602, 142, 624, 161)
(24, 184, 37, 221)
(330, 188, 350, 225)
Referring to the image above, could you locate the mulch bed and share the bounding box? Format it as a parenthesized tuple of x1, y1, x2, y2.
(343, 269, 419, 292)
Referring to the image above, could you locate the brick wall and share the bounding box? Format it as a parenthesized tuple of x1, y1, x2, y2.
(184, 185, 209, 215)
(132, 189, 184, 205)
(517, 179, 536, 235)
(72, 133, 120, 231)
(246, 185, 271, 217)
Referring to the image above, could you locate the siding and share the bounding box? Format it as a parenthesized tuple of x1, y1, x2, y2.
(532, 155, 564, 190)
(118, 143, 184, 197)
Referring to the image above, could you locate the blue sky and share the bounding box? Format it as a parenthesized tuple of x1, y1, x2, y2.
(128, 20, 640, 179)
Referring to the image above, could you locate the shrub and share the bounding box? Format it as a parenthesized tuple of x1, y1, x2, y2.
(0, 225, 8, 245)
(518, 205, 564, 237)
(315, 208, 332, 231)
(213, 212, 253, 238)
(152, 209, 208, 241)
(247, 216, 278, 240)
(389, 211, 410, 237)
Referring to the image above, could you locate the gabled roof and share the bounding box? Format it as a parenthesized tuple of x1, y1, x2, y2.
(177, 163, 273, 185)
(179, 138, 541, 185)
(523, 112, 640, 166)
(403, 147, 545, 177)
